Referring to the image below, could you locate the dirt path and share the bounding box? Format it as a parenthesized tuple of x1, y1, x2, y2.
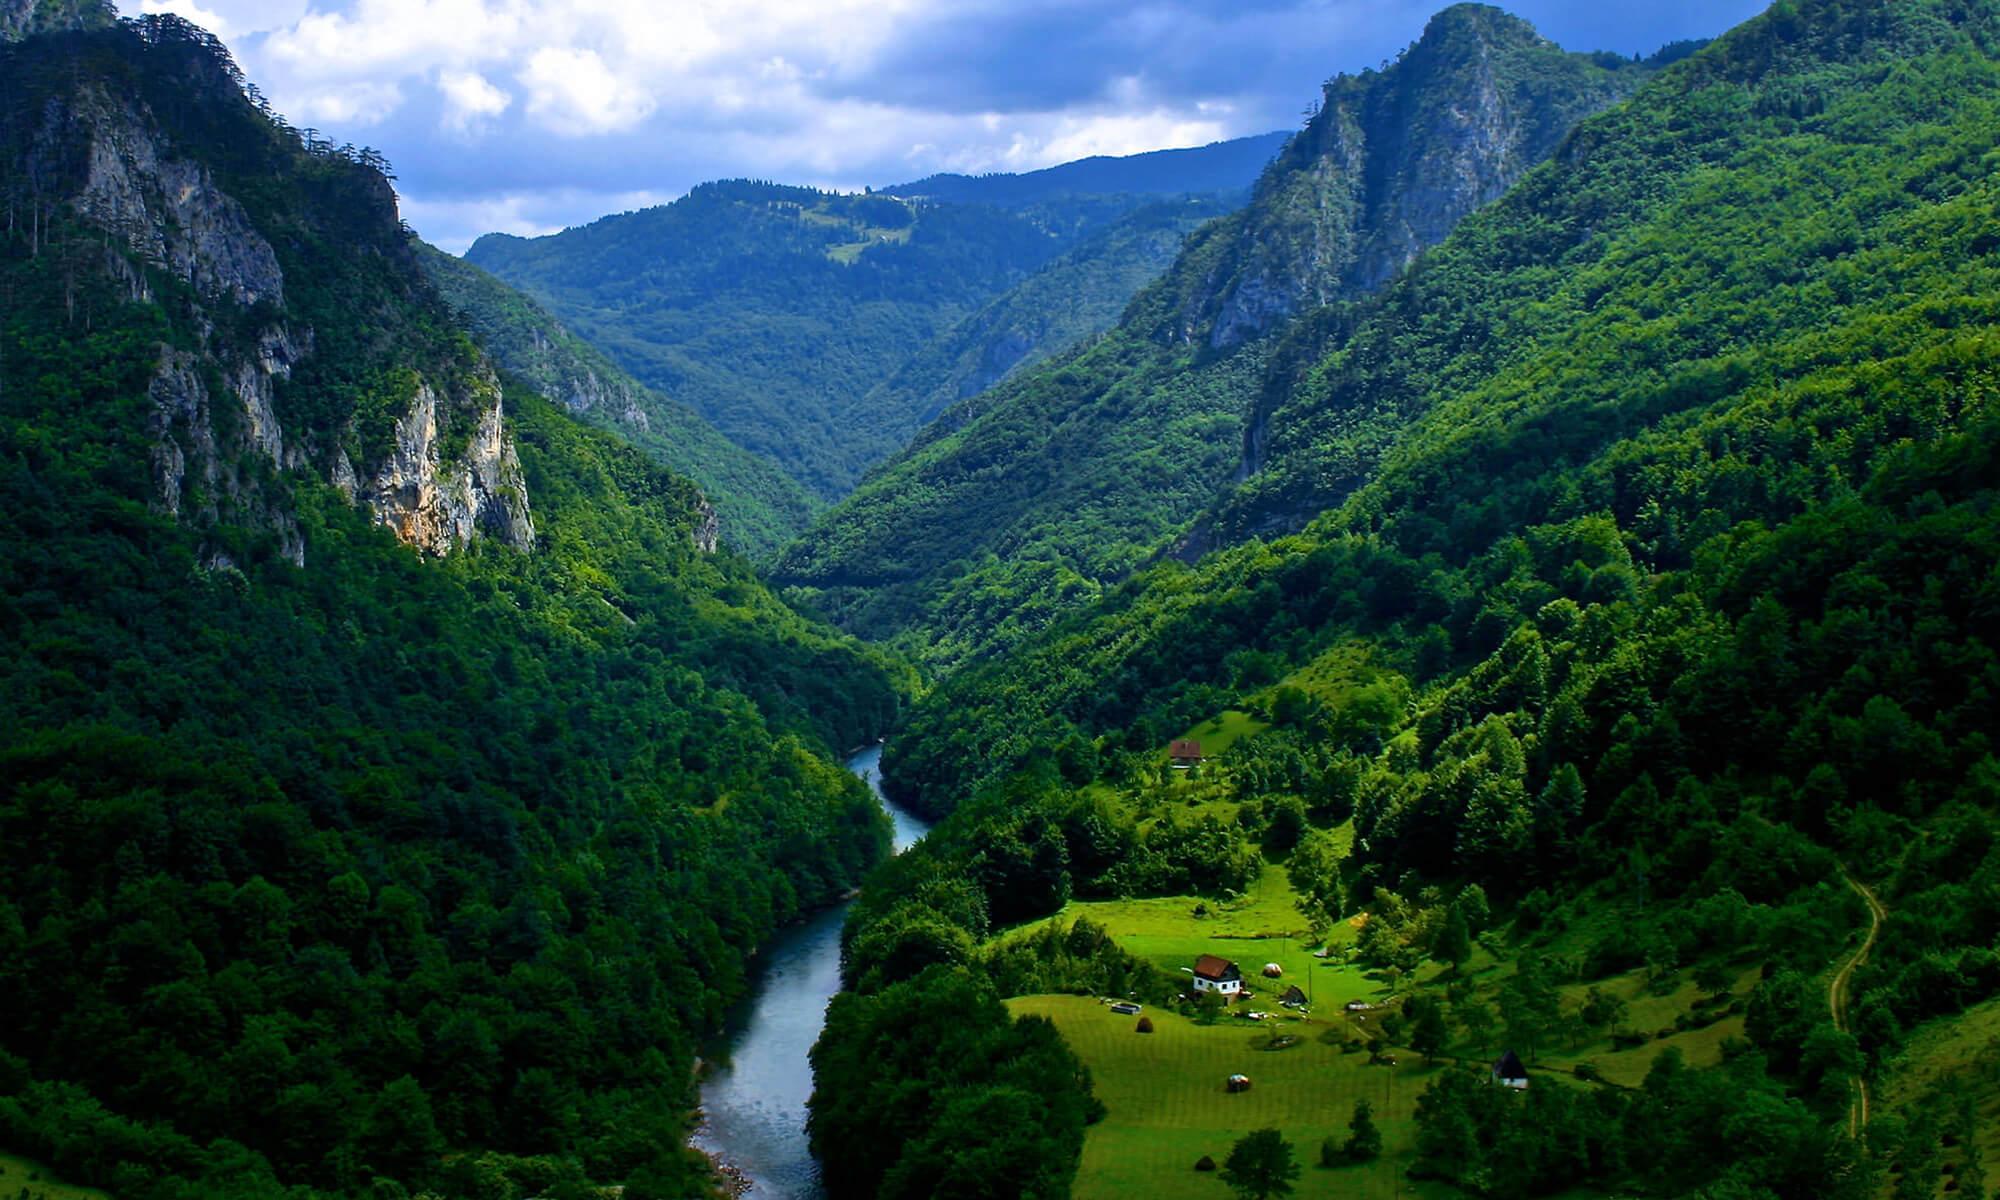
(1832, 865, 1887, 1137)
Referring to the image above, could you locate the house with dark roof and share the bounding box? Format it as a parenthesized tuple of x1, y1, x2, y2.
(1492, 1049, 1530, 1089)
(1169, 739, 1204, 769)
(1191, 955, 1242, 997)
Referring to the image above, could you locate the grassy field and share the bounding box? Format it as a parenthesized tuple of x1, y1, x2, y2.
(1169, 710, 1270, 761)
(0, 1153, 109, 1200)
(1879, 996, 2000, 1170)
(1009, 994, 1463, 1200)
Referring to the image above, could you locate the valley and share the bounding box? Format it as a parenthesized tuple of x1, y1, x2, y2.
(4, 0, 2000, 1199)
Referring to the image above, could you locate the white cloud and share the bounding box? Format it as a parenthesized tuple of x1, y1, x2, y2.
(438, 70, 512, 133)
(283, 81, 406, 128)
(519, 47, 655, 135)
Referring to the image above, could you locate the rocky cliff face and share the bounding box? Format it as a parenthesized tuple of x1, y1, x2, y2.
(0, 0, 112, 41)
(363, 375, 535, 556)
(1163, 3, 1648, 349)
(13, 22, 537, 564)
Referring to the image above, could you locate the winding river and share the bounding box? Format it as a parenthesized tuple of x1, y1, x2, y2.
(691, 744, 930, 1197)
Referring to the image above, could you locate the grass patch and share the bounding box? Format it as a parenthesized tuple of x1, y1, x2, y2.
(1169, 710, 1268, 760)
(1879, 995, 2000, 1168)
(1009, 994, 1463, 1200)
(0, 1153, 111, 1200)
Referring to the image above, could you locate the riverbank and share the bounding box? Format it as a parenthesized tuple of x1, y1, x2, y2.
(691, 744, 930, 1198)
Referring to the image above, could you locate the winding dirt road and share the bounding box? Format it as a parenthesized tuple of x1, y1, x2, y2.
(1831, 865, 1887, 1137)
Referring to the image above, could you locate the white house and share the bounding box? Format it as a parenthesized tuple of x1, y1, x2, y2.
(1192, 955, 1243, 997)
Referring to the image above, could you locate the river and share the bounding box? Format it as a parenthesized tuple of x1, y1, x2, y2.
(690, 744, 930, 1197)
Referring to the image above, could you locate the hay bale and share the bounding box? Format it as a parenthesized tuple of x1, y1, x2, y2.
(1194, 1155, 1217, 1172)
(1136, 1016, 1155, 1033)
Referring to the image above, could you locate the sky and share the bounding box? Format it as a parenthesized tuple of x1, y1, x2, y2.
(123, 0, 1771, 253)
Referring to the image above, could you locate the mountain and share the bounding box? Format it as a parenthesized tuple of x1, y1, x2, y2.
(413, 241, 818, 557)
(0, 15, 905, 1200)
(464, 148, 1281, 503)
(847, 195, 1241, 451)
(0, 0, 110, 39)
(831, 1, 2000, 1196)
(773, 4, 1654, 666)
(881, 130, 1289, 208)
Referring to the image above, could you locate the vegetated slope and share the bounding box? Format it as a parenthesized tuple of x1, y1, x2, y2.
(839, 3, 2000, 1195)
(880, 130, 1289, 208)
(772, 4, 1655, 667)
(0, 16, 904, 1200)
(466, 184, 1152, 499)
(414, 240, 817, 557)
(852, 195, 1242, 448)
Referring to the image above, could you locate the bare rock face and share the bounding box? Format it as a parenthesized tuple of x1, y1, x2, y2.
(147, 343, 307, 566)
(0, 0, 113, 41)
(63, 86, 285, 307)
(691, 496, 721, 554)
(363, 375, 536, 557)
(1173, 4, 1645, 350)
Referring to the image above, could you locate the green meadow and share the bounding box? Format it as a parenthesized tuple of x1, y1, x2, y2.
(0, 1154, 110, 1200)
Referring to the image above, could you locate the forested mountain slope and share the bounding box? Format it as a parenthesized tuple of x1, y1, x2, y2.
(774, 4, 1654, 666)
(414, 241, 818, 557)
(833, 1, 2000, 1195)
(852, 195, 1240, 449)
(465, 180, 1251, 502)
(0, 15, 903, 1199)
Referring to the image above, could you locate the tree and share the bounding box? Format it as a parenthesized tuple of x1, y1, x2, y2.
(1693, 960, 1733, 998)
(1434, 906, 1471, 973)
(1224, 1128, 1301, 1200)
(1412, 1002, 1452, 1065)
(1455, 996, 1499, 1054)
(1343, 1099, 1382, 1163)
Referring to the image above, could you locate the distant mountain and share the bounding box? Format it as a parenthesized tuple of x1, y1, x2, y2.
(774, 3, 1654, 665)
(848, 195, 1241, 451)
(880, 131, 1288, 209)
(413, 241, 818, 556)
(465, 139, 1285, 503)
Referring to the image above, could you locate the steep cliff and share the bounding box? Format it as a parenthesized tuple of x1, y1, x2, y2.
(1149, 4, 1651, 349)
(774, 5, 1652, 665)
(415, 240, 814, 556)
(0, 0, 111, 41)
(0, 16, 909, 1200)
(5, 14, 533, 564)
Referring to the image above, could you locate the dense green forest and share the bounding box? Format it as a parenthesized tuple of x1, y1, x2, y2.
(0, 15, 905, 1200)
(412, 242, 819, 558)
(462, 137, 1289, 508)
(848, 196, 1241, 453)
(827, 0, 2000, 1196)
(772, 5, 1659, 667)
(465, 184, 1204, 501)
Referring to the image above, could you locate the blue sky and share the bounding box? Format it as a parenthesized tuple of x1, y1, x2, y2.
(124, 0, 1770, 252)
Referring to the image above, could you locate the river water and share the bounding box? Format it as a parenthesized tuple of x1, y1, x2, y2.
(690, 744, 930, 1197)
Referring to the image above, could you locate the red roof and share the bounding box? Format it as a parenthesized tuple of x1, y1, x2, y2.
(1193, 955, 1239, 981)
(1170, 739, 1204, 759)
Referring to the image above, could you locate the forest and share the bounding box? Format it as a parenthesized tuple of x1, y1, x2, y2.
(7, 0, 2000, 1198)
(0, 16, 903, 1200)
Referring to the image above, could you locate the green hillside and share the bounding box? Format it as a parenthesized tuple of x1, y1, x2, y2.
(468, 183, 1152, 499)
(0, 17, 904, 1200)
(848, 196, 1241, 450)
(773, 5, 1657, 667)
(413, 240, 818, 557)
(818, 0, 2000, 1197)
